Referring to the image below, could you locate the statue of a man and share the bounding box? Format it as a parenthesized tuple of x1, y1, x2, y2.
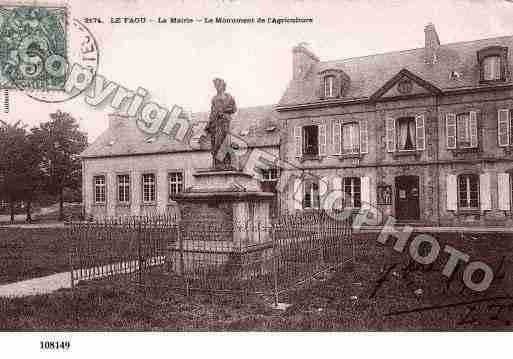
(206, 78, 237, 169)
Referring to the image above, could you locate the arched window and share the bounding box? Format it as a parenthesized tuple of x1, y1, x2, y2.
(477, 46, 508, 83)
(482, 56, 501, 81)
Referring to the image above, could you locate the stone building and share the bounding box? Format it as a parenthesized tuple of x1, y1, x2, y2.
(82, 23, 513, 226)
(277, 23, 513, 226)
(81, 106, 281, 218)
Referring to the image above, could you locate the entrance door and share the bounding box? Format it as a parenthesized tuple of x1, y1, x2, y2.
(395, 175, 420, 221)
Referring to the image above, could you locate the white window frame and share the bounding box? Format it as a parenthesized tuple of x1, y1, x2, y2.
(342, 122, 360, 154)
(261, 168, 279, 182)
(168, 171, 184, 197)
(93, 175, 106, 205)
(142, 173, 156, 203)
(457, 174, 480, 210)
(324, 76, 335, 98)
(117, 174, 130, 204)
(343, 177, 361, 208)
(396, 117, 417, 152)
(482, 55, 501, 81)
(302, 125, 319, 156)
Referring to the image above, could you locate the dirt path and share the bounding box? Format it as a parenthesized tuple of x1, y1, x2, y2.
(0, 256, 165, 298)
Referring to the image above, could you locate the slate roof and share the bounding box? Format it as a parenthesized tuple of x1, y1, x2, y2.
(279, 35, 513, 107)
(81, 105, 279, 158)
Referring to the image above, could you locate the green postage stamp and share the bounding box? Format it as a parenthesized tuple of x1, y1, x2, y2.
(0, 5, 67, 90)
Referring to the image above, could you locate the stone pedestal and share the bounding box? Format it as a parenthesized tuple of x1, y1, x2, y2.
(169, 169, 275, 275)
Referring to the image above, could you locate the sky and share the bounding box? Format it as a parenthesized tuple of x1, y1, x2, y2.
(6, 0, 513, 142)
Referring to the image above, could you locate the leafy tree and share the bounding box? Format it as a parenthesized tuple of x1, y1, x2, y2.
(0, 120, 42, 223)
(31, 111, 88, 221)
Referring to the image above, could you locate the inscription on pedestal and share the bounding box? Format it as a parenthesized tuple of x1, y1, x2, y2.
(181, 202, 233, 241)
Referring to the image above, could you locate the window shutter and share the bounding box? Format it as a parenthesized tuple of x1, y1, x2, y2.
(293, 177, 303, 210)
(385, 118, 396, 152)
(446, 174, 457, 211)
(480, 173, 491, 211)
(333, 122, 341, 154)
(470, 111, 478, 148)
(294, 126, 302, 158)
(320, 176, 329, 209)
(360, 120, 368, 154)
(498, 109, 510, 147)
(332, 176, 343, 209)
(446, 113, 457, 149)
(318, 124, 327, 156)
(498, 172, 511, 210)
(415, 114, 425, 151)
(361, 176, 371, 209)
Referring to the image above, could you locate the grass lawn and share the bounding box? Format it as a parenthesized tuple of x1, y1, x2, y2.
(0, 230, 512, 330)
(0, 228, 70, 284)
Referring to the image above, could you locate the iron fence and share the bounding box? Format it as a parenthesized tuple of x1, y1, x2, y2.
(69, 210, 354, 303)
(68, 214, 178, 286)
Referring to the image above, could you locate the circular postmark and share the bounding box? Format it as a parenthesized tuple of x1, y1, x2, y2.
(0, 6, 99, 103)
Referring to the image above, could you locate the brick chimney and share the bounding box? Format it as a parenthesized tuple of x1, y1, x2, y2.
(424, 23, 440, 64)
(292, 42, 319, 80)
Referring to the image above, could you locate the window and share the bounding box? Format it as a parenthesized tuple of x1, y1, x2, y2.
(168, 172, 184, 196)
(142, 173, 156, 203)
(482, 56, 501, 81)
(261, 168, 279, 193)
(303, 125, 319, 155)
(456, 113, 471, 148)
(261, 168, 279, 181)
(497, 109, 513, 147)
(303, 180, 320, 209)
(324, 76, 335, 98)
(386, 115, 425, 152)
(396, 117, 416, 151)
(117, 175, 130, 203)
(458, 174, 479, 209)
(478, 46, 508, 83)
(344, 177, 361, 208)
(446, 112, 478, 149)
(342, 123, 360, 154)
(295, 124, 327, 158)
(94, 175, 106, 204)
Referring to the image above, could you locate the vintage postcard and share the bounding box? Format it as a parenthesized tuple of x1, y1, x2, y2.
(0, 0, 512, 356)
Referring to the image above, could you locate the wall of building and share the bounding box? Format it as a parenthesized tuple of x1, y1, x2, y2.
(277, 86, 513, 226)
(83, 151, 211, 218)
(83, 146, 281, 219)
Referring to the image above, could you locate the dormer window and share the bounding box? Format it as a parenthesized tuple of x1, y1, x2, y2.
(477, 46, 508, 83)
(324, 76, 335, 98)
(318, 69, 350, 100)
(482, 56, 501, 81)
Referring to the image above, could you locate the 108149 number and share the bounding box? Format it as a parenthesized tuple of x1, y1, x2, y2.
(40, 341, 71, 350)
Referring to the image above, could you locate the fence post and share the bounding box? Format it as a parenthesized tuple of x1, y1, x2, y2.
(271, 223, 279, 307)
(178, 222, 189, 296)
(68, 221, 75, 291)
(138, 222, 142, 287)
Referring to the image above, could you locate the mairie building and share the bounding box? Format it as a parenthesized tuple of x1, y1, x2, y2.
(82, 24, 513, 227)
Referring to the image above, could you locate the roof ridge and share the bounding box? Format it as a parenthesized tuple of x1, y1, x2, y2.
(324, 34, 513, 64)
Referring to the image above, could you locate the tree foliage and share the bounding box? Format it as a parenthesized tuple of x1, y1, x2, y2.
(0, 111, 88, 222)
